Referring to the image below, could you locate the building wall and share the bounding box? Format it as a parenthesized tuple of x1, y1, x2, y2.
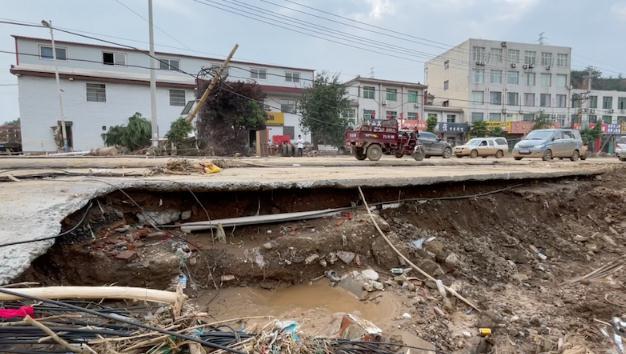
(17, 76, 194, 152)
(14, 37, 314, 152)
(426, 39, 572, 125)
(424, 40, 470, 112)
(345, 80, 425, 125)
(571, 88, 626, 126)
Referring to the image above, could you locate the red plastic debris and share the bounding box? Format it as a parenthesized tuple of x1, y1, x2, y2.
(0, 305, 34, 319)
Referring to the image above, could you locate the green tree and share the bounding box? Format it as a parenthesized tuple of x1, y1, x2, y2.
(102, 112, 151, 151)
(196, 81, 266, 155)
(489, 127, 506, 137)
(3, 118, 19, 126)
(532, 113, 552, 129)
(426, 116, 438, 133)
(580, 123, 602, 146)
(166, 117, 193, 149)
(469, 121, 488, 137)
(298, 73, 350, 147)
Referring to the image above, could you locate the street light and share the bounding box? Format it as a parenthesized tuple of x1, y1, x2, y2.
(41, 19, 69, 152)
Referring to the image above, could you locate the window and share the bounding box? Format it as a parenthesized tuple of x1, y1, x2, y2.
(540, 93, 551, 107)
(602, 115, 612, 124)
(523, 113, 534, 121)
(471, 90, 484, 104)
(443, 80, 449, 90)
(386, 111, 397, 119)
(541, 52, 553, 66)
(407, 112, 418, 120)
(555, 74, 567, 88)
(386, 88, 398, 101)
(490, 91, 502, 105)
(280, 101, 296, 113)
(86, 83, 106, 102)
(490, 48, 503, 63)
(507, 92, 519, 106)
(590, 96, 598, 108)
(541, 73, 552, 87)
(444, 60, 449, 70)
(472, 46, 486, 62)
(490, 70, 502, 84)
(407, 90, 418, 103)
(489, 113, 502, 121)
(572, 94, 582, 108)
(169, 89, 186, 106)
(472, 69, 484, 84)
(250, 68, 267, 79)
(363, 109, 375, 120)
(285, 72, 300, 82)
(446, 114, 456, 123)
(159, 58, 179, 71)
(618, 97, 626, 109)
(525, 72, 536, 86)
(524, 93, 535, 107)
(471, 112, 484, 122)
(40, 46, 66, 60)
(508, 49, 520, 63)
(602, 96, 613, 109)
(363, 86, 375, 99)
(556, 94, 567, 108)
(524, 50, 536, 65)
(589, 115, 597, 123)
(557, 114, 566, 127)
(102, 52, 126, 65)
(342, 109, 355, 118)
(557, 53, 568, 67)
(507, 71, 519, 84)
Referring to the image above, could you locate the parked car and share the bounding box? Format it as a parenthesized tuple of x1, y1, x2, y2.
(417, 131, 452, 158)
(512, 129, 584, 161)
(616, 136, 626, 161)
(454, 137, 508, 158)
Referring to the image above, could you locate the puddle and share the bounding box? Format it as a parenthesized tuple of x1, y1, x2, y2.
(196, 279, 402, 336)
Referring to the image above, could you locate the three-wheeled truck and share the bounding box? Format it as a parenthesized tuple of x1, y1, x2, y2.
(344, 119, 425, 161)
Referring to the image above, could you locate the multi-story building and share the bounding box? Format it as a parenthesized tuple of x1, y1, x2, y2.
(425, 38, 572, 133)
(571, 88, 626, 129)
(343, 76, 426, 129)
(10, 35, 313, 152)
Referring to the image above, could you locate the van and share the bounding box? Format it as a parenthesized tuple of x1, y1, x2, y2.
(454, 137, 508, 158)
(512, 129, 583, 161)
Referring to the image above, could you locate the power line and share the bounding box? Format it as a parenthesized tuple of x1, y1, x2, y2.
(111, 0, 193, 50)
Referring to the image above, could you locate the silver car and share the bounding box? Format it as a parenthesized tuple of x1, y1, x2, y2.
(512, 129, 584, 161)
(616, 136, 626, 161)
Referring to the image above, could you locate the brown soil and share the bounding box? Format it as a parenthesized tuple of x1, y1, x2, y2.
(18, 166, 626, 353)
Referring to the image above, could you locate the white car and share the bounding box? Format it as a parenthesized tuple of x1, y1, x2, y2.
(454, 137, 508, 158)
(617, 136, 626, 161)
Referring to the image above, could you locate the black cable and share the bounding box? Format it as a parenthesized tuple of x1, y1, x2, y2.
(0, 202, 92, 248)
(0, 287, 244, 353)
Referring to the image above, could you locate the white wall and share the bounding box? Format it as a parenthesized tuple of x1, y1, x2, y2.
(345, 80, 425, 124)
(18, 76, 193, 152)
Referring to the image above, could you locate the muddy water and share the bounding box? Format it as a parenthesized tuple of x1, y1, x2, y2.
(196, 280, 403, 336)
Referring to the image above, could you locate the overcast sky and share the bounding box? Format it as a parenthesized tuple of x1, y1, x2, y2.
(2, 0, 626, 120)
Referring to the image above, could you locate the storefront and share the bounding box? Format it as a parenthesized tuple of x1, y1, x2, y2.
(436, 122, 469, 145)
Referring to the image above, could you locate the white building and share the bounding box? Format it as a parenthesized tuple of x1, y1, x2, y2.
(10, 35, 313, 152)
(571, 88, 626, 130)
(425, 38, 572, 132)
(343, 76, 426, 128)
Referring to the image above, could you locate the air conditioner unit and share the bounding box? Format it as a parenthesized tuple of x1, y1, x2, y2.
(590, 109, 595, 114)
(501, 41, 507, 48)
(522, 64, 529, 69)
(510, 63, 517, 68)
(545, 66, 551, 70)
(609, 109, 614, 113)
(413, 104, 420, 109)
(475, 61, 485, 66)
(529, 64, 534, 69)
(501, 108, 507, 114)
(382, 99, 387, 105)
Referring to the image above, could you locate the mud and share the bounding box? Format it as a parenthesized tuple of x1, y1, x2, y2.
(17, 166, 626, 353)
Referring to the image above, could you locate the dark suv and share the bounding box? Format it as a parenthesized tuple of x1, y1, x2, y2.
(417, 131, 453, 158)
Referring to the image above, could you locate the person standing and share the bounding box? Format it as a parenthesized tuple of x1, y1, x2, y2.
(296, 135, 304, 157)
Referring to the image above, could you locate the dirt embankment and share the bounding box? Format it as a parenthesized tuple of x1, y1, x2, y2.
(18, 166, 626, 353)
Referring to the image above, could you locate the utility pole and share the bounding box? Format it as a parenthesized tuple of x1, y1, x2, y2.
(148, 0, 159, 148)
(538, 32, 546, 45)
(41, 20, 69, 152)
(586, 66, 593, 129)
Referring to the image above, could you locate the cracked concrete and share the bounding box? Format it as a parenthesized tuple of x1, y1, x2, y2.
(0, 162, 611, 284)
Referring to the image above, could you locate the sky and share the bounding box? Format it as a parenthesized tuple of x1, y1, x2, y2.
(2, 0, 626, 120)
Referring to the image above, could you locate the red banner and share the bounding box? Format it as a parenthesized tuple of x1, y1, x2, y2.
(401, 119, 426, 130)
(510, 121, 534, 134)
